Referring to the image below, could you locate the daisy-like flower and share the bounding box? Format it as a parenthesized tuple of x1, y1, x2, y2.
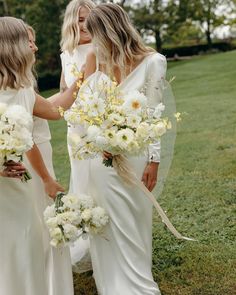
(116, 128, 135, 149)
(105, 129, 117, 146)
(122, 90, 147, 114)
(126, 114, 142, 128)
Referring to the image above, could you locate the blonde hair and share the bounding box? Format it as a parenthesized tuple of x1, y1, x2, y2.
(0, 17, 35, 90)
(86, 3, 155, 78)
(60, 0, 95, 54)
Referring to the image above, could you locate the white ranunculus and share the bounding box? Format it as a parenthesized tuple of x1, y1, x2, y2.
(50, 227, 63, 241)
(108, 113, 125, 125)
(116, 128, 135, 149)
(87, 125, 101, 141)
(136, 122, 150, 140)
(152, 121, 167, 137)
(95, 135, 108, 148)
(46, 217, 59, 228)
(44, 205, 56, 219)
(68, 133, 82, 148)
(0, 103, 7, 115)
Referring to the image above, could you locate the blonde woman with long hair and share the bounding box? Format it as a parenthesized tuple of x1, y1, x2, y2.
(60, 0, 95, 273)
(0, 16, 81, 295)
(26, 26, 74, 295)
(80, 3, 167, 294)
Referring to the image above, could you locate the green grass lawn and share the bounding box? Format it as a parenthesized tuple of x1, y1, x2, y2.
(45, 50, 236, 295)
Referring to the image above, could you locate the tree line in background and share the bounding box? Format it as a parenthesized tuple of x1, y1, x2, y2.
(0, 0, 235, 89)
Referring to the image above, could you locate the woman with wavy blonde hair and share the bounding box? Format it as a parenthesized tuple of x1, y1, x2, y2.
(0, 16, 81, 295)
(60, 0, 95, 273)
(81, 3, 167, 294)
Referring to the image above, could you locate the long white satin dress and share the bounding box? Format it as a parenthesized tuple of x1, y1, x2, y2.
(87, 53, 167, 295)
(61, 43, 93, 271)
(0, 87, 48, 295)
(26, 117, 74, 295)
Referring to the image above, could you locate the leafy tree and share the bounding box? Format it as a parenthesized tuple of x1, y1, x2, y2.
(187, 0, 236, 46)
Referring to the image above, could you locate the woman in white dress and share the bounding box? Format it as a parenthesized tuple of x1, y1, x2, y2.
(26, 26, 74, 295)
(0, 17, 82, 295)
(60, 0, 95, 272)
(82, 4, 167, 294)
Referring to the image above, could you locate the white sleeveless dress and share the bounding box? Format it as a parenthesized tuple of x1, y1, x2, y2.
(0, 87, 48, 295)
(27, 117, 73, 295)
(84, 53, 166, 295)
(61, 43, 93, 272)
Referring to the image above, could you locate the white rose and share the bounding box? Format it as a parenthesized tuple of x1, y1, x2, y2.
(81, 209, 92, 222)
(44, 205, 56, 219)
(46, 217, 59, 228)
(49, 227, 63, 240)
(136, 122, 150, 140)
(108, 113, 125, 125)
(152, 121, 167, 137)
(87, 125, 101, 141)
(63, 224, 78, 241)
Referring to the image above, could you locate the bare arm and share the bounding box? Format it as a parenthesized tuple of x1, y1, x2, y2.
(48, 71, 68, 103)
(26, 144, 64, 199)
(84, 51, 97, 79)
(33, 76, 82, 120)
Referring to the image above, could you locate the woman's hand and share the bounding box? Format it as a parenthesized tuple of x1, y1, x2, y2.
(43, 176, 65, 200)
(103, 151, 113, 160)
(141, 162, 159, 192)
(0, 161, 26, 179)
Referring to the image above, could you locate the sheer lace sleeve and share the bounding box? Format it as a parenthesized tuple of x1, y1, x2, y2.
(144, 53, 167, 162)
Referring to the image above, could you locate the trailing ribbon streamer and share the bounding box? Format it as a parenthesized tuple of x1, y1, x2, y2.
(112, 154, 196, 241)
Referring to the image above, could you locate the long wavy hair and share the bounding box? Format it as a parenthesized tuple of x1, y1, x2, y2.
(86, 3, 155, 79)
(60, 0, 95, 54)
(0, 17, 35, 90)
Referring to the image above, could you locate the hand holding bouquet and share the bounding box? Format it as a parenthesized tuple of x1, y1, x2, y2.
(64, 78, 171, 166)
(0, 103, 33, 181)
(44, 192, 109, 247)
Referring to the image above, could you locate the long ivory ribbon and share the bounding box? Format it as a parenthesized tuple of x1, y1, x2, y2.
(112, 155, 196, 241)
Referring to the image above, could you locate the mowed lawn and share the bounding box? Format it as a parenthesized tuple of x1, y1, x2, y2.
(45, 50, 236, 295)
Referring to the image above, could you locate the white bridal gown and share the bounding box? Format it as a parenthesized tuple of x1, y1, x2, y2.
(83, 53, 166, 295)
(26, 116, 73, 295)
(0, 87, 48, 295)
(61, 43, 93, 271)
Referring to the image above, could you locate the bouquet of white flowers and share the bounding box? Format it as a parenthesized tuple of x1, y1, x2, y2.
(0, 103, 33, 181)
(44, 192, 109, 247)
(64, 79, 171, 167)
